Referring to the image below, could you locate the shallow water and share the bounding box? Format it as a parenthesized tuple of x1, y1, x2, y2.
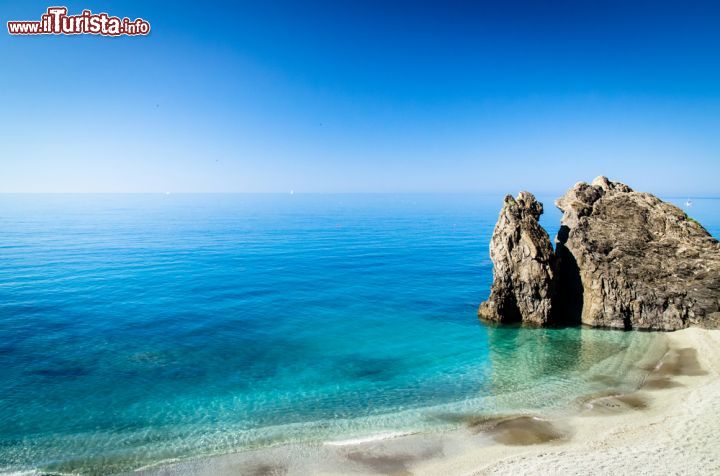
(0, 194, 717, 474)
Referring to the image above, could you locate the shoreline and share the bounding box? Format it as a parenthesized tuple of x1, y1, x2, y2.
(129, 327, 720, 475)
(422, 327, 720, 475)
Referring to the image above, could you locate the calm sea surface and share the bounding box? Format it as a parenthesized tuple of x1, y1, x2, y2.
(0, 194, 717, 473)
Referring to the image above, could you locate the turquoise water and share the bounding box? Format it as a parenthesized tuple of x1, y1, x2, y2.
(0, 194, 717, 474)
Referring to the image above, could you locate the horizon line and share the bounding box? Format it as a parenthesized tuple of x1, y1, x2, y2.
(1, 191, 718, 199)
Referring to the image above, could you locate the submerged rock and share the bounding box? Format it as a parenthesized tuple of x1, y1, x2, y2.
(478, 192, 556, 325)
(479, 177, 720, 330)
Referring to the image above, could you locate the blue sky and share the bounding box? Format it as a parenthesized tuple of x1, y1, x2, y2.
(1, 1, 719, 194)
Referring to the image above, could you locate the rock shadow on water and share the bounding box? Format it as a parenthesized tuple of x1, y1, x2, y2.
(484, 416, 570, 446)
(346, 451, 414, 476)
(637, 346, 706, 391)
(339, 355, 405, 382)
(579, 390, 650, 415)
(243, 463, 288, 476)
(578, 343, 703, 414)
(642, 376, 684, 390)
(29, 364, 90, 379)
(430, 412, 570, 446)
(345, 444, 443, 476)
(485, 415, 570, 446)
(656, 347, 707, 377)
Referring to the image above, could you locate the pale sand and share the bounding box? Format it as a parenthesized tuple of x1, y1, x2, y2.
(136, 328, 720, 476)
(414, 327, 720, 476)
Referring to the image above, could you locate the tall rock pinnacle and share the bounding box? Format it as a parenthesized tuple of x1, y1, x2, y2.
(478, 192, 557, 326)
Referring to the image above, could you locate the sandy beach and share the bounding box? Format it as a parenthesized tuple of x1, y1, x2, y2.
(134, 327, 720, 476)
(420, 327, 720, 475)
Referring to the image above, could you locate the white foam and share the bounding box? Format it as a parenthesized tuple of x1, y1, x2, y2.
(323, 431, 414, 446)
(134, 458, 182, 471)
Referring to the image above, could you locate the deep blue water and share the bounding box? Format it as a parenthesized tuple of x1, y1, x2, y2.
(0, 194, 717, 474)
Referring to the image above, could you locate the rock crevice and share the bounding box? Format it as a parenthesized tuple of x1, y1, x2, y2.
(479, 177, 720, 330)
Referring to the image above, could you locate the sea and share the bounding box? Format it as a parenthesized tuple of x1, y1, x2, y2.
(0, 193, 717, 474)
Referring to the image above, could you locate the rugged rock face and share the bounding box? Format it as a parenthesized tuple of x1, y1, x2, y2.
(479, 177, 720, 330)
(478, 192, 557, 326)
(556, 176, 720, 330)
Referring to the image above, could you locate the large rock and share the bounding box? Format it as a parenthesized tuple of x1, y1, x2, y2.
(556, 176, 720, 330)
(479, 177, 720, 330)
(478, 192, 557, 326)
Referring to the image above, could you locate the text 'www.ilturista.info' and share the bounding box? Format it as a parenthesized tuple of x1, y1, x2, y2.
(7, 7, 150, 36)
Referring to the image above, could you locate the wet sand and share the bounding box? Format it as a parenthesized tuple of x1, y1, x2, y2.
(131, 328, 720, 476)
(423, 327, 720, 475)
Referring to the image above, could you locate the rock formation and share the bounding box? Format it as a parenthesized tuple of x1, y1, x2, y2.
(478, 192, 557, 326)
(479, 177, 720, 330)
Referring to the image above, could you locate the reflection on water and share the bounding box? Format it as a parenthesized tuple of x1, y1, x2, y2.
(484, 325, 667, 411)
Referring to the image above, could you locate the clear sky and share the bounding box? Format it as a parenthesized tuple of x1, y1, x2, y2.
(1, 1, 719, 195)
